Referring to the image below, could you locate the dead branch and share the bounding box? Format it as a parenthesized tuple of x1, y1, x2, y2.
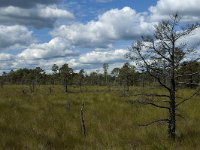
(139, 119, 169, 127)
(176, 113, 185, 120)
(177, 82, 200, 86)
(136, 100, 170, 110)
(176, 72, 199, 78)
(135, 49, 171, 91)
(80, 102, 86, 137)
(132, 93, 170, 98)
(176, 88, 200, 107)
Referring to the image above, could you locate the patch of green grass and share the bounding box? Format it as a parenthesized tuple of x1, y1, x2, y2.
(0, 85, 199, 149)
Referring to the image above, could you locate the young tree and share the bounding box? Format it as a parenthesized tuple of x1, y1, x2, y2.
(127, 14, 200, 139)
(52, 64, 59, 74)
(51, 64, 59, 84)
(59, 64, 73, 93)
(103, 63, 109, 85)
(111, 67, 120, 85)
(119, 62, 135, 93)
(78, 69, 85, 92)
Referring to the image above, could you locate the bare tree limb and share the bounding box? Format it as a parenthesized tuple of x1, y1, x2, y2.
(136, 100, 170, 110)
(133, 46, 171, 91)
(132, 93, 170, 98)
(151, 40, 172, 62)
(176, 72, 199, 78)
(176, 113, 185, 120)
(176, 88, 200, 107)
(139, 119, 169, 127)
(177, 82, 200, 86)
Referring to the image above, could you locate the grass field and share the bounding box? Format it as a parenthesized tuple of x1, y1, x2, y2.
(0, 85, 199, 149)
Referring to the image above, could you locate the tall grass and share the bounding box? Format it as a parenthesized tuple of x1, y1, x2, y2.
(0, 85, 199, 149)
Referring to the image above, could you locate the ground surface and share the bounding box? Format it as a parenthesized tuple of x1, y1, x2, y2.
(0, 85, 199, 149)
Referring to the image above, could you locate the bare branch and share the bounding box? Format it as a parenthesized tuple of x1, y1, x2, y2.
(139, 119, 169, 127)
(136, 100, 170, 110)
(176, 72, 199, 78)
(133, 46, 170, 91)
(147, 70, 171, 91)
(175, 24, 200, 40)
(176, 113, 185, 120)
(177, 82, 200, 86)
(161, 41, 172, 56)
(132, 93, 170, 98)
(176, 88, 200, 107)
(150, 40, 172, 62)
(162, 100, 170, 103)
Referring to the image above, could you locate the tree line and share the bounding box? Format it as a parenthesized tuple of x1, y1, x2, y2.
(0, 61, 199, 90)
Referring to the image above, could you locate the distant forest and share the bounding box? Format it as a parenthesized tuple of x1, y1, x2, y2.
(1, 61, 200, 89)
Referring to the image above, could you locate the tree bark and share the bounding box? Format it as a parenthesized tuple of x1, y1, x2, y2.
(168, 87, 176, 140)
(168, 40, 176, 140)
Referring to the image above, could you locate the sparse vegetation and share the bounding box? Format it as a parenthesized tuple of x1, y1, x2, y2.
(0, 85, 199, 149)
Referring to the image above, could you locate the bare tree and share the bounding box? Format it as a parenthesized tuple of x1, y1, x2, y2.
(127, 14, 200, 139)
(80, 102, 86, 136)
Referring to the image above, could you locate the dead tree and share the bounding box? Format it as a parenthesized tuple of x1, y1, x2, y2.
(80, 102, 86, 136)
(127, 14, 200, 140)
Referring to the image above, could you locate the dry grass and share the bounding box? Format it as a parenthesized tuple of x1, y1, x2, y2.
(0, 85, 199, 149)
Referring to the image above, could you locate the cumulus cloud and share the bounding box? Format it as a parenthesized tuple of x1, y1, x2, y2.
(18, 37, 79, 60)
(65, 49, 129, 72)
(0, 53, 14, 61)
(13, 48, 128, 72)
(0, 5, 74, 28)
(79, 49, 128, 64)
(149, 0, 200, 22)
(51, 48, 128, 72)
(0, 53, 16, 72)
(177, 28, 200, 48)
(0, 25, 35, 50)
(0, 0, 61, 8)
(51, 7, 154, 48)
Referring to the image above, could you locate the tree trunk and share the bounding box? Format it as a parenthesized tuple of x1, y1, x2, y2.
(168, 88, 176, 140)
(168, 44, 176, 140)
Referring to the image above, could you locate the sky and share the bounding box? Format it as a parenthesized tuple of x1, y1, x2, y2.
(0, 0, 200, 74)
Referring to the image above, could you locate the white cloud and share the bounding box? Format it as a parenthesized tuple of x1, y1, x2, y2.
(149, 0, 200, 22)
(0, 53, 14, 60)
(39, 6, 74, 19)
(177, 28, 200, 48)
(0, 25, 35, 50)
(51, 7, 154, 48)
(79, 49, 128, 64)
(0, 0, 61, 8)
(0, 5, 74, 28)
(18, 37, 78, 60)
(25, 48, 129, 72)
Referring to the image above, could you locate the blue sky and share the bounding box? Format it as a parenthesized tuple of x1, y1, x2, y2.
(0, 0, 200, 73)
